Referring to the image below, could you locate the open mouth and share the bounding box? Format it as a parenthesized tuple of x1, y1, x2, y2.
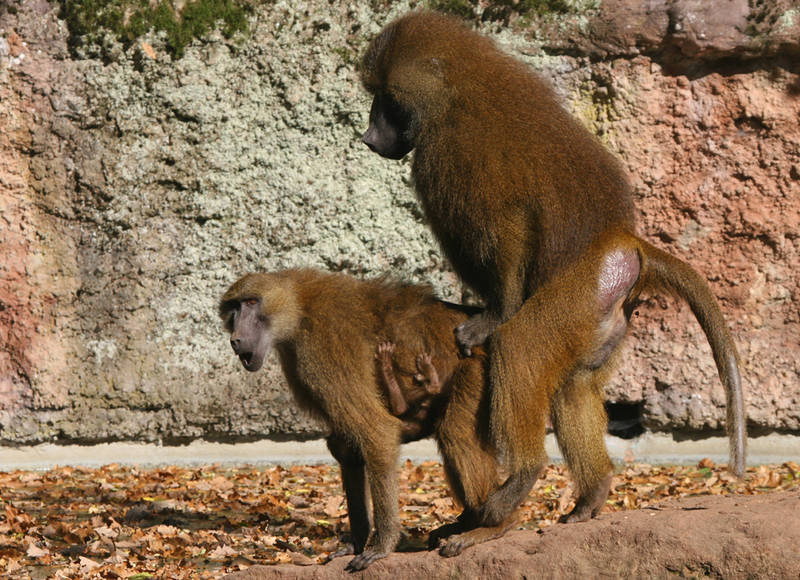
(239, 352, 254, 368)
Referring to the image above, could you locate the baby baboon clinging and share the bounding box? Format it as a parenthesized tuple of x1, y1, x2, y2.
(361, 10, 745, 527)
(376, 341, 444, 439)
(220, 269, 510, 569)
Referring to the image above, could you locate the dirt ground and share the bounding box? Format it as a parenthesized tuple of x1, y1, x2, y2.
(226, 490, 800, 579)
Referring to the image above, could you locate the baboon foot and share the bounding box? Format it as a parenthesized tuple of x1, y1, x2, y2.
(560, 502, 595, 523)
(439, 531, 476, 558)
(438, 519, 516, 558)
(559, 474, 613, 523)
(427, 521, 465, 550)
(325, 543, 354, 561)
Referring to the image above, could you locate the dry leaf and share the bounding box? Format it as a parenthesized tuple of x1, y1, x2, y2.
(155, 525, 179, 537)
(557, 483, 574, 513)
(323, 495, 344, 517)
(79, 556, 101, 572)
(94, 524, 119, 539)
(26, 543, 50, 558)
(207, 544, 238, 560)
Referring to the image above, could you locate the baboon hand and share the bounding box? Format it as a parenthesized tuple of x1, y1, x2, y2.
(454, 313, 497, 356)
(416, 352, 433, 370)
(375, 341, 395, 359)
(376, 342, 396, 375)
(345, 547, 390, 571)
(415, 352, 442, 394)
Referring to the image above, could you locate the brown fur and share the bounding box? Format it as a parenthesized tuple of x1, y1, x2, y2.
(220, 269, 517, 569)
(361, 10, 745, 526)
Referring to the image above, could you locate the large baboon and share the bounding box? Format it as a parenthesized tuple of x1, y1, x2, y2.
(361, 10, 745, 527)
(221, 269, 512, 569)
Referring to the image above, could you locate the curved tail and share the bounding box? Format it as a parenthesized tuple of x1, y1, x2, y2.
(635, 239, 746, 476)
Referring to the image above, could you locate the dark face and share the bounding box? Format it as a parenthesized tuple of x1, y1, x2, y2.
(362, 92, 416, 160)
(224, 298, 272, 372)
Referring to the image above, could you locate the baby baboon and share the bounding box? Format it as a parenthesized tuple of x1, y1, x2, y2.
(376, 341, 443, 439)
(361, 10, 745, 528)
(220, 269, 508, 569)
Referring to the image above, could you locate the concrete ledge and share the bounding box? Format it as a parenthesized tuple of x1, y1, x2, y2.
(1, 433, 797, 471)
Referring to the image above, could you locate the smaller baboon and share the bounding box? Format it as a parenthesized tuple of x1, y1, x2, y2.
(220, 269, 508, 570)
(375, 341, 444, 439)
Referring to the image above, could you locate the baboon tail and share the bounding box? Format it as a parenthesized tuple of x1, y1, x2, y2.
(636, 239, 746, 476)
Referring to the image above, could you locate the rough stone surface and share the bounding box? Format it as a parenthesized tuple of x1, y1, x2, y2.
(0, 0, 798, 445)
(222, 491, 800, 580)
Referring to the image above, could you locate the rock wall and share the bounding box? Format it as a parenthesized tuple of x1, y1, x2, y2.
(0, 0, 798, 445)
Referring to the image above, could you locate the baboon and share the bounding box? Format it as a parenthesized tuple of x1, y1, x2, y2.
(361, 10, 745, 528)
(375, 341, 444, 439)
(220, 269, 514, 569)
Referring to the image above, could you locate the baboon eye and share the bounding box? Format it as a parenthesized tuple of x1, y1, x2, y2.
(244, 298, 258, 306)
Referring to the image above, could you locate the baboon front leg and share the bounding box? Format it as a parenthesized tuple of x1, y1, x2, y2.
(345, 435, 401, 571)
(326, 435, 371, 555)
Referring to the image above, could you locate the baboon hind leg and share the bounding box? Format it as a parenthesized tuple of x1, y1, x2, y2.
(487, 239, 638, 524)
(430, 361, 534, 557)
(429, 363, 544, 556)
(431, 445, 519, 558)
(551, 364, 616, 523)
(435, 462, 543, 558)
(545, 241, 637, 522)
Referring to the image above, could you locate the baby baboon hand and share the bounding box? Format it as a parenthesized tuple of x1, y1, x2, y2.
(376, 341, 396, 370)
(415, 352, 441, 394)
(376, 341, 396, 358)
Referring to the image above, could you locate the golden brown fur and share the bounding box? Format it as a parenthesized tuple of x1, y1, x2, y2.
(361, 11, 745, 526)
(220, 269, 515, 568)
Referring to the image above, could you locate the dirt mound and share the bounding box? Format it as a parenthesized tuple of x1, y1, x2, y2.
(225, 491, 800, 579)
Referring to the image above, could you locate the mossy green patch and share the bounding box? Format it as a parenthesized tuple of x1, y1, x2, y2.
(426, 0, 593, 20)
(59, 0, 253, 59)
(427, 0, 476, 20)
